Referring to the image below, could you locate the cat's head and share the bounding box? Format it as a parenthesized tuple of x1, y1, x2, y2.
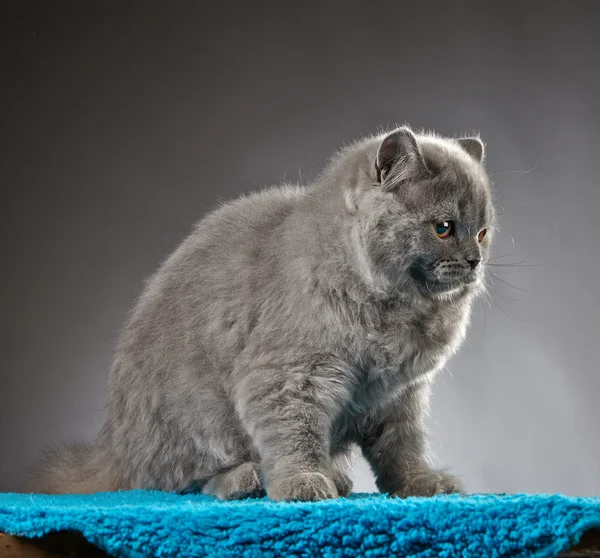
(347, 126, 494, 299)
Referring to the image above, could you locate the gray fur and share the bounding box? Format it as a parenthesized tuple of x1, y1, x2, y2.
(33, 126, 494, 501)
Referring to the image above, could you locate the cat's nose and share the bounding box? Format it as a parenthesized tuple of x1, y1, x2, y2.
(466, 258, 481, 270)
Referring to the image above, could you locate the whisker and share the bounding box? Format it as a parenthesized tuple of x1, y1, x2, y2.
(489, 298, 539, 323)
(466, 299, 488, 350)
(519, 203, 559, 229)
(486, 262, 543, 268)
(425, 277, 433, 294)
(488, 252, 524, 261)
(490, 169, 546, 178)
(512, 188, 546, 194)
(488, 259, 528, 265)
(486, 271, 529, 292)
(486, 287, 523, 302)
(481, 284, 494, 309)
(500, 152, 564, 184)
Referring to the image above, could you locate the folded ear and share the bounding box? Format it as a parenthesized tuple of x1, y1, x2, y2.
(457, 137, 485, 163)
(375, 127, 428, 186)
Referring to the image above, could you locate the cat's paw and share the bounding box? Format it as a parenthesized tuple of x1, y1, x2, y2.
(392, 470, 463, 498)
(268, 472, 339, 502)
(332, 470, 353, 497)
(202, 462, 264, 500)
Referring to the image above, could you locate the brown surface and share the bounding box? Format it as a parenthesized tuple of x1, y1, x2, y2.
(559, 529, 600, 556)
(0, 532, 110, 557)
(1, 529, 599, 557)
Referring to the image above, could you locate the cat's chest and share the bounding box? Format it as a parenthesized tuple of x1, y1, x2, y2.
(348, 301, 469, 402)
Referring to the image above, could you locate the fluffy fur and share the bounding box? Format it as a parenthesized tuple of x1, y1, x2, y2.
(33, 126, 494, 501)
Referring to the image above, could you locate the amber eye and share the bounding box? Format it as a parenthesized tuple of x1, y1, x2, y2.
(478, 228, 487, 242)
(435, 221, 454, 238)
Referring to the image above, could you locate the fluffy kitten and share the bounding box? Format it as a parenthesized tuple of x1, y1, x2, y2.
(34, 126, 494, 501)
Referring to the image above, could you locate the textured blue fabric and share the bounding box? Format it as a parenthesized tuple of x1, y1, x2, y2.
(1, 491, 599, 557)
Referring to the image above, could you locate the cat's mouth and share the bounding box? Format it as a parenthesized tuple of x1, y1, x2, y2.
(408, 260, 481, 296)
(423, 278, 474, 295)
(440, 275, 478, 289)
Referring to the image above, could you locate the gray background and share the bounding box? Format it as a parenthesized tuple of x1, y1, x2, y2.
(1, 1, 599, 495)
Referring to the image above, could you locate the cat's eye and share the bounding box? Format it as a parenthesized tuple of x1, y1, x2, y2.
(478, 229, 487, 242)
(434, 221, 454, 238)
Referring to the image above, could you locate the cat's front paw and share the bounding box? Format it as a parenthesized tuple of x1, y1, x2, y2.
(202, 462, 264, 500)
(392, 470, 462, 498)
(268, 472, 339, 502)
(332, 470, 353, 498)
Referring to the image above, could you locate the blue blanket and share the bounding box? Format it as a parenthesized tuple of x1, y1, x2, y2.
(1, 491, 599, 557)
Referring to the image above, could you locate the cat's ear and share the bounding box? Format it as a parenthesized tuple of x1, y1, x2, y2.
(457, 137, 485, 163)
(375, 127, 428, 186)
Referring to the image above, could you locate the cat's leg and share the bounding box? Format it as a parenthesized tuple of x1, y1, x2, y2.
(331, 445, 354, 497)
(359, 381, 462, 497)
(201, 462, 265, 500)
(235, 366, 341, 502)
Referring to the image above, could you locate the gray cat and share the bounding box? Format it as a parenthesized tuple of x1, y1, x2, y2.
(34, 126, 494, 502)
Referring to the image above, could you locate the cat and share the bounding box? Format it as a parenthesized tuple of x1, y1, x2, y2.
(33, 126, 494, 501)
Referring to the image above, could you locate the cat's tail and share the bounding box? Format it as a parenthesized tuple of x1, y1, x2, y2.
(29, 437, 121, 494)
